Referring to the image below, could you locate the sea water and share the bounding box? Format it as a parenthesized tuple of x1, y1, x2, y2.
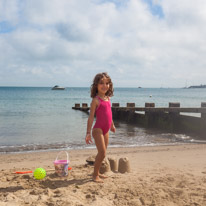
(0, 87, 206, 153)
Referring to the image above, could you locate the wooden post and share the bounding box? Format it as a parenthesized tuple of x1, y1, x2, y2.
(75, 103, 80, 108)
(126, 103, 135, 108)
(112, 103, 120, 107)
(201, 102, 206, 120)
(145, 103, 155, 108)
(169, 102, 180, 114)
(82, 103, 88, 108)
(145, 103, 155, 115)
(169, 102, 180, 107)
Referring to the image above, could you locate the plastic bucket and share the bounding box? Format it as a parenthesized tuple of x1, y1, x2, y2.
(54, 151, 69, 177)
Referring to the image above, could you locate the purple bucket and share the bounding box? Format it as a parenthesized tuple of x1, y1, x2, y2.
(54, 151, 69, 177)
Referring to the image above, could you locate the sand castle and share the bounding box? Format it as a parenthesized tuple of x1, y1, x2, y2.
(99, 158, 111, 174)
(86, 156, 131, 174)
(118, 157, 131, 173)
(108, 157, 118, 172)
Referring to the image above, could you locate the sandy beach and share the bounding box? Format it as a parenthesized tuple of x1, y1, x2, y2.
(0, 144, 206, 206)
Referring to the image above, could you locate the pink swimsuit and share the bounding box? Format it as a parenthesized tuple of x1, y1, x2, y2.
(93, 96, 112, 135)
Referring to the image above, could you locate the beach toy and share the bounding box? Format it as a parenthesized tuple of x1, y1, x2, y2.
(54, 151, 70, 177)
(14, 167, 72, 174)
(15, 171, 33, 174)
(33, 168, 46, 180)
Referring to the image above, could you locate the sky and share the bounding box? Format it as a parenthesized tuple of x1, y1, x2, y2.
(0, 0, 206, 88)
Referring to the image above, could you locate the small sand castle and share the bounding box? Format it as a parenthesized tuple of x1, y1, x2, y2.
(108, 157, 118, 172)
(86, 156, 131, 174)
(99, 158, 111, 174)
(118, 157, 131, 173)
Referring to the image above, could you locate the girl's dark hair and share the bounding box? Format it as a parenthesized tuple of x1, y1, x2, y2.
(90, 72, 114, 98)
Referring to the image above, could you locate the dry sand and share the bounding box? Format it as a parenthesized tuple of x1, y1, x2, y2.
(0, 144, 206, 206)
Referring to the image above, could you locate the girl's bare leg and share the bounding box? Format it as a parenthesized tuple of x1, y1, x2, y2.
(99, 132, 109, 179)
(104, 132, 109, 149)
(92, 129, 107, 182)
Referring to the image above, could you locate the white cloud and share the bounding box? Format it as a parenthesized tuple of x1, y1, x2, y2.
(0, 0, 20, 24)
(0, 0, 206, 87)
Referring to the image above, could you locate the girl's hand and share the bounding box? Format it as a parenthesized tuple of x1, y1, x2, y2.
(110, 124, 116, 133)
(85, 133, 93, 144)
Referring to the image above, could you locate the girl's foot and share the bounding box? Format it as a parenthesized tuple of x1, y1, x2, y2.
(93, 175, 104, 183)
(99, 174, 108, 179)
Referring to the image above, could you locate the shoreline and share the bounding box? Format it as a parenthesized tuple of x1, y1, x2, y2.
(1, 138, 205, 154)
(1, 143, 206, 205)
(0, 143, 205, 169)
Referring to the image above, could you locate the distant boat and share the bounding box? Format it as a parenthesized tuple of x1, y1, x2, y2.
(51, 85, 65, 90)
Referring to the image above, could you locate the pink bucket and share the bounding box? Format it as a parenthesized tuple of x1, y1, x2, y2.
(54, 151, 69, 177)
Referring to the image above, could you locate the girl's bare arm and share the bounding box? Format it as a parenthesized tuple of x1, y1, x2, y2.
(110, 120, 116, 133)
(85, 98, 98, 144)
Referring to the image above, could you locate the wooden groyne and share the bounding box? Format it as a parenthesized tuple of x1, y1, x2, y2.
(72, 103, 90, 112)
(72, 102, 206, 139)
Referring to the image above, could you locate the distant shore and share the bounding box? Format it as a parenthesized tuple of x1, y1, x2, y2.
(187, 84, 206, 89)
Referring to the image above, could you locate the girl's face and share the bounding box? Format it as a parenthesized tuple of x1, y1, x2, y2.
(97, 77, 110, 95)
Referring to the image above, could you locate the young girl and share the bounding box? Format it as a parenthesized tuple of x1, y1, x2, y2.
(85, 72, 116, 183)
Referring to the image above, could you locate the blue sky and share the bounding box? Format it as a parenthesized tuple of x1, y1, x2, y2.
(0, 0, 206, 87)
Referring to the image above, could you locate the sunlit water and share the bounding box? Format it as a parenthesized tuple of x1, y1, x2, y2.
(0, 87, 205, 153)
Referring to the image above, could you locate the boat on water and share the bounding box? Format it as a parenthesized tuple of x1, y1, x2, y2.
(51, 85, 65, 90)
